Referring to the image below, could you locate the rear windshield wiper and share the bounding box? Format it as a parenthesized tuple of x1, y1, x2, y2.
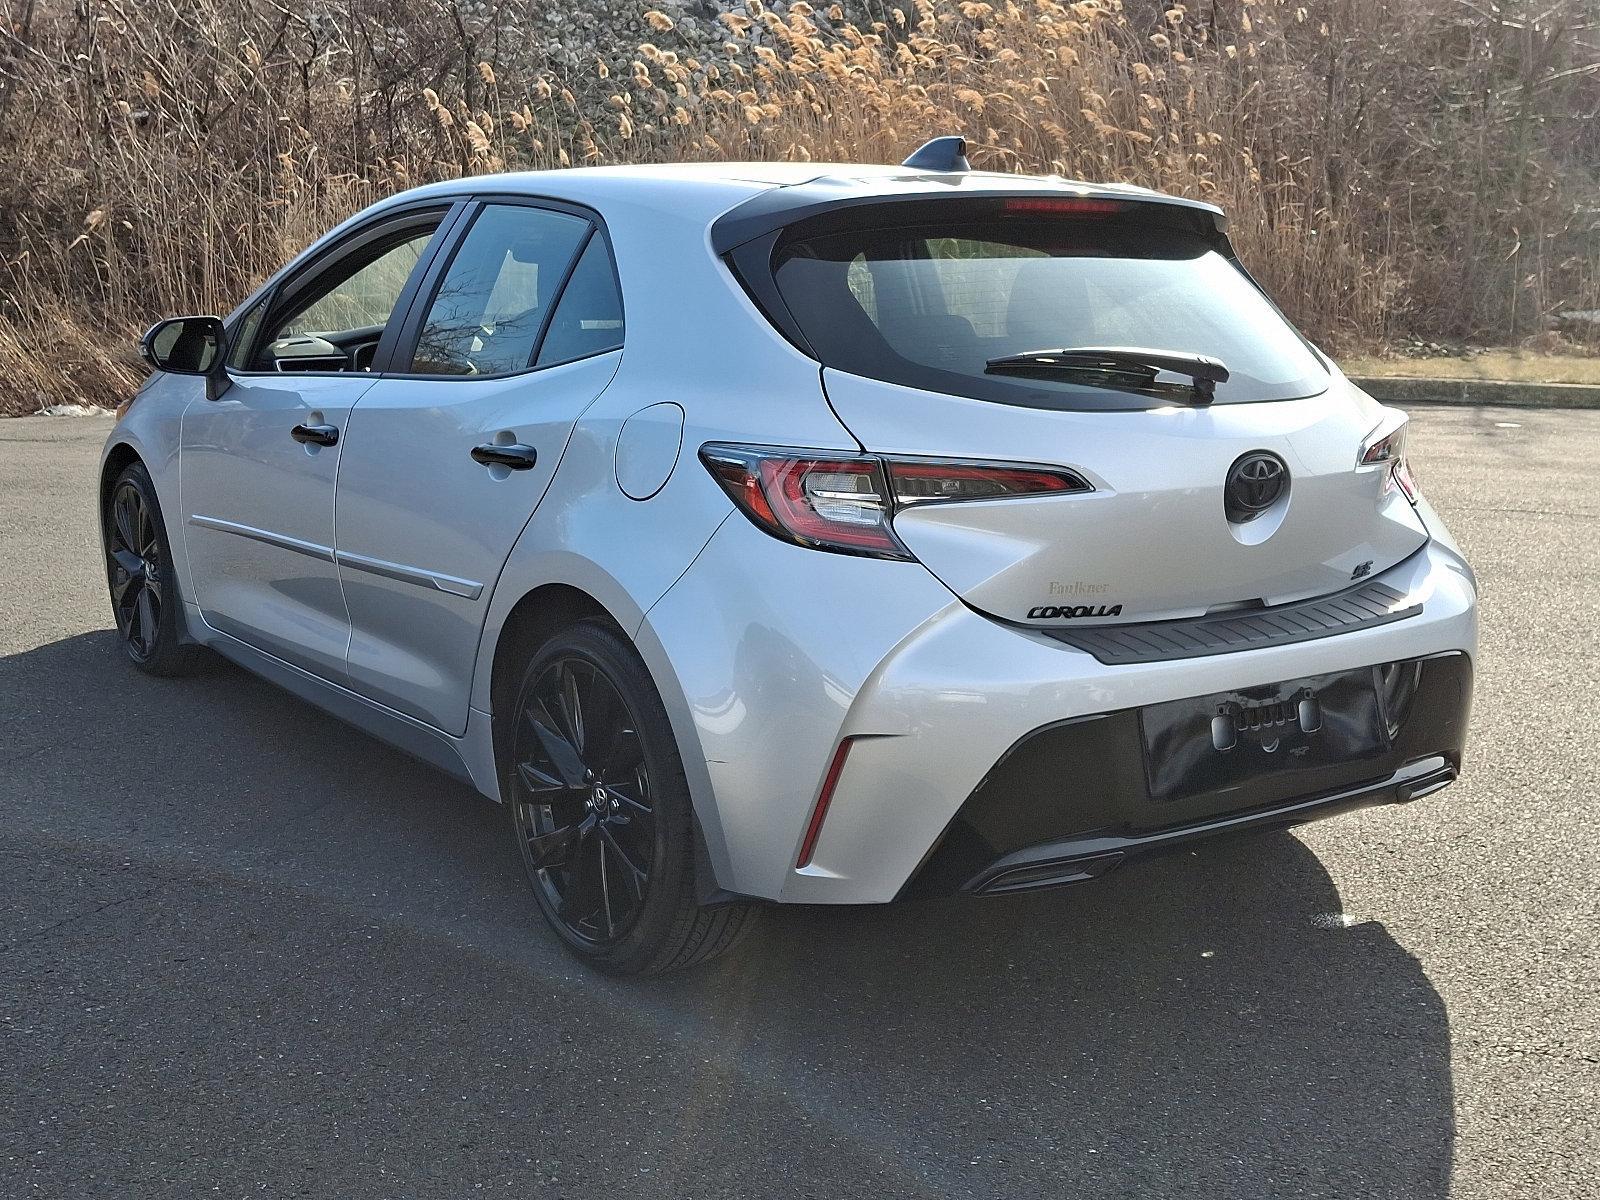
(986, 346, 1230, 403)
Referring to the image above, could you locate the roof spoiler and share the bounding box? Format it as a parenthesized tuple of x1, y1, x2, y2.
(901, 136, 970, 173)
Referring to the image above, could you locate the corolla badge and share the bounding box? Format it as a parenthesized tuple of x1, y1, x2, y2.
(1028, 603, 1123, 619)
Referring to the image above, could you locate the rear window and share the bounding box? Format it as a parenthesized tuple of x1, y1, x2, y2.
(769, 212, 1328, 409)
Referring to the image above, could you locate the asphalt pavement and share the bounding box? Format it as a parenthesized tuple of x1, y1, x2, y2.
(1, 406, 1595, 1198)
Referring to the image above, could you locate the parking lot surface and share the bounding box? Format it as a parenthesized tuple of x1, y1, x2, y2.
(1, 406, 1595, 1198)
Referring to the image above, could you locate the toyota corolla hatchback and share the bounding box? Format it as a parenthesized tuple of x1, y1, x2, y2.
(103, 139, 1476, 974)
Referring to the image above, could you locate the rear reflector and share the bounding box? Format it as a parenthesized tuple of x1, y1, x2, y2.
(797, 737, 857, 868)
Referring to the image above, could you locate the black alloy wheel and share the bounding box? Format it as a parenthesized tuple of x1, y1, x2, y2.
(505, 621, 756, 974)
(107, 478, 164, 662)
(511, 651, 657, 945)
(103, 462, 198, 676)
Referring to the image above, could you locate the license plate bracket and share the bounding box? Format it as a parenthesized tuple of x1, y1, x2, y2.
(1140, 668, 1391, 806)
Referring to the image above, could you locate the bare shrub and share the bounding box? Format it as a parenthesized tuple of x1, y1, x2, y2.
(0, 0, 1594, 413)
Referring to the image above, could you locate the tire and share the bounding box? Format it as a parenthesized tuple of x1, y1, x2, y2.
(103, 461, 203, 677)
(504, 619, 756, 975)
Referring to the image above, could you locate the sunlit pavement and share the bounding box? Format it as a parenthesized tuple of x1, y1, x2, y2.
(2, 407, 1595, 1199)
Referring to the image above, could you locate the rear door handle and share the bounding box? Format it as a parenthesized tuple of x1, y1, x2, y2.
(290, 422, 339, 447)
(471, 443, 538, 471)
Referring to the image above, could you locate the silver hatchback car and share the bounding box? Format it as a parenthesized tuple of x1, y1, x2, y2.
(103, 140, 1477, 973)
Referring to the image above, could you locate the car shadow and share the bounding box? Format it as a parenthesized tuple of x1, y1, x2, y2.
(657, 844, 1455, 1196)
(1, 631, 1455, 1197)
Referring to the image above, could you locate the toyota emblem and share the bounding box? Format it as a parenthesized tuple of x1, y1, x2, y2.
(1225, 451, 1289, 522)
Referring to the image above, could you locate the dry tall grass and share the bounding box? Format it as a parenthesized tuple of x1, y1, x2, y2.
(1, 0, 1595, 413)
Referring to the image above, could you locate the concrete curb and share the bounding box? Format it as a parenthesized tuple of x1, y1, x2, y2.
(1349, 375, 1600, 409)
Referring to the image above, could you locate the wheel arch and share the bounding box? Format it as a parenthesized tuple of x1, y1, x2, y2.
(488, 583, 621, 764)
(99, 417, 212, 650)
(479, 573, 736, 900)
(99, 440, 144, 518)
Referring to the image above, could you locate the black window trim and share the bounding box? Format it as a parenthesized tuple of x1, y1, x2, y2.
(225, 198, 470, 380)
(384, 193, 626, 383)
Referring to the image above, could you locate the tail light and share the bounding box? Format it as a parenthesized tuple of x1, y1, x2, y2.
(1358, 412, 1419, 503)
(701, 444, 1090, 559)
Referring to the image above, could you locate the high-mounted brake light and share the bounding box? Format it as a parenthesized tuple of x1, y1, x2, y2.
(1002, 197, 1126, 217)
(1358, 412, 1419, 503)
(701, 445, 1091, 559)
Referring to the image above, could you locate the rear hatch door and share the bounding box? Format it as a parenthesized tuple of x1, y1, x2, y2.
(755, 193, 1427, 624)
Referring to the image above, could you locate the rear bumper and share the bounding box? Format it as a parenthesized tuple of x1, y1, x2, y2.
(901, 648, 1472, 897)
(643, 521, 1476, 904)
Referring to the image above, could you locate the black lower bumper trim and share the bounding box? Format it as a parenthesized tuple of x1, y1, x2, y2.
(970, 755, 1455, 896)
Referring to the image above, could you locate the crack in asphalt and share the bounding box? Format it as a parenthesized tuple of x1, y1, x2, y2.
(0, 877, 173, 954)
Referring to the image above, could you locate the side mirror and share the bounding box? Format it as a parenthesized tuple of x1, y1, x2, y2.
(140, 316, 232, 400)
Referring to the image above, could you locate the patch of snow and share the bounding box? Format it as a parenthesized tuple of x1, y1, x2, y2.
(1312, 912, 1361, 930)
(37, 402, 112, 417)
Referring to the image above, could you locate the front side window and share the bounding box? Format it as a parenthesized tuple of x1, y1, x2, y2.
(280, 234, 432, 337)
(409, 205, 590, 376)
(252, 226, 439, 373)
(770, 206, 1328, 409)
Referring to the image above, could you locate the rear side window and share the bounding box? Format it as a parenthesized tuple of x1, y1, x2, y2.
(535, 234, 624, 367)
(770, 210, 1328, 408)
(409, 205, 589, 376)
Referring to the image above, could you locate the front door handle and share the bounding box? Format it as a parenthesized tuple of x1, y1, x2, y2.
(290, 422, 340, 447)
(471, 443, 538, 471)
